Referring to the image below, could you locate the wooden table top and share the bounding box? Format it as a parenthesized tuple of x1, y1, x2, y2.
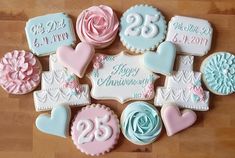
(0, 0, 235, 158)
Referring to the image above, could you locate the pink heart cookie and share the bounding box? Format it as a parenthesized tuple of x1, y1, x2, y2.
(161, 104, 197, 136)
(57, 42, 95, 78)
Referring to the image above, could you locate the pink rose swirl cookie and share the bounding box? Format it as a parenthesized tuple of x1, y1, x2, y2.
(76, 5, 119, 49)
(71, 104, 120, 156)
(0, 50, 42, 94)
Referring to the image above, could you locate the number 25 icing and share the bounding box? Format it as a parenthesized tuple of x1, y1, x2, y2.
(25, 13, 76, 56)
(166, 16, 213, 56)
(71, 104, 120, 156)
(119, 4, 167, 53)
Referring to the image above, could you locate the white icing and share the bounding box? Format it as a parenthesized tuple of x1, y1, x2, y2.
(41, 69, 77, 89)
(77, 119, 95, 144)
(166, 16, 213, 56)
(94, 114, 112, 142)
(124, 13, 142, 36)
(87, 52, 159, 103)
(124, 13, 160, 38)
(141, 14, 159, 38)
(154, 55, 209, 111)
(33, 85, 91, 111)
(49, 54, 65, 70)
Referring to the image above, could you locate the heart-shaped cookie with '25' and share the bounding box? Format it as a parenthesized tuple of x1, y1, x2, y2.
(143, 41, 176, 75)
(57, 42, 95, 78)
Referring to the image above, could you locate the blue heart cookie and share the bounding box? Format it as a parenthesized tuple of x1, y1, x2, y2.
(143, 41, 176, 75)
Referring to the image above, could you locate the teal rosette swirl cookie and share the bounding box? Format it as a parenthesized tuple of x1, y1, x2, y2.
(201, 52, 235, 95)
(119, 4, 167, 53)
(121, 101, 162, 145)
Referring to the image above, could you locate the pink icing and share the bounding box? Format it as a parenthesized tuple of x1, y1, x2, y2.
(57, 42, 95, 78)
(92, 54, 106, 69)
(76, 5, 119, 49)
(63, 79, 83, 94)
(142, 83, 154, 98)
(0, 50, 41, 94)
(188, 84, 205, 101)
(161, 104, 197, 136)
(71, 104, 120, 156)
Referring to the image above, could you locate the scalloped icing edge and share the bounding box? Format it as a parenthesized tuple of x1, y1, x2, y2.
(166, 15, 213, 56)
(71, 104, 120, 156)
(25, 12, 77, 56)
(120, 101, 162, 145)
(200, 52, 235, 95)
(119, 4, 167, 54)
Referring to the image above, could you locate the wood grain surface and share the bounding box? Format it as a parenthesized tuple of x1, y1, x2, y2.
(0, 0, 235, 158)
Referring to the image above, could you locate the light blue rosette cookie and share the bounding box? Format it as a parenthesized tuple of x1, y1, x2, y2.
(119, 4, 167, 53)
(121, 101, 162, 145)
(201, 52, 235, 95)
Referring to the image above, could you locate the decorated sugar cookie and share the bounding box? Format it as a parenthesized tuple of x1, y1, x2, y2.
(76, 5, 119, 49)
(25, 13, 76, 56)
(200, 52, 235, 95)
(143, 41, 176, 75)
(155, 55, 210, 111)
(119, 4, 167, 53)
(87, 52, 159, 103)
(0, 50, 42, 94)
(71, 104, 120, 156)
(57, 42, 95, 78)
(121, 101, 162, 145)
(36, 104, 71, 138)
(161, 104, 197, 136)
(33, 52, 90, 112)
(166, 16, 213, 56)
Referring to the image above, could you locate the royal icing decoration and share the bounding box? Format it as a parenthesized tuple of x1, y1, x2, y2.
(121, 101, 162, 145)
(33, 52, 90, 112)
(76, 5, 119, 49)
(119, 4, 167, 53)
(161, 104, 197, 136)
(49, 54, 65, 70)
(25, 13, 76, 56)
(71, 104, 120, 156)
(57, 42, 95, 78)
(154, 55, 209, 111)
(36, 104, 71, 138)
(143, 41, 176, 75)
(166, 16, 213, 56)
(200, 52, 235, 95)
(87, 52, 159, 103)
(0, 50, 41, 94)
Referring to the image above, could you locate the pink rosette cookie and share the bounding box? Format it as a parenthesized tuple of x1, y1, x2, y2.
(76, 5, 119, 49)
(71, 104, 120, 156)
(0, 50, 42, 94)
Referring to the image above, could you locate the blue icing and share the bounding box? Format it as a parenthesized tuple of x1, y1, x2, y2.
(25, 13, 76, 56)
(35, 104, 71, 138)
(121, 101, 162, 145)
(143, 41, 176, 75)
(202, 52, 235, 95)
(119, 5, 167, 52)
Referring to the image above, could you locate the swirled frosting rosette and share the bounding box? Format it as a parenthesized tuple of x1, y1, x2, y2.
(0, 50, 42, 94)
(76, 5, 119, 49)
(201, 52, 235, 95)
(121, 101, 162, 145)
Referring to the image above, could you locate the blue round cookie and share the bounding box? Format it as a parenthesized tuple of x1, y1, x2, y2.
(120, 101, 162, 145)
(119, 4, 167, 53)
(201, 52, 235, 95)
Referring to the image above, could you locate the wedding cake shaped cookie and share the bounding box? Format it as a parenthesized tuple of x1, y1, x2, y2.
(33, 54, 90, 111)
(154, 56, 209, 111)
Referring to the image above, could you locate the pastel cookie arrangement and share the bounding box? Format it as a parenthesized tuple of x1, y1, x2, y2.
(1, 2, 234, 156)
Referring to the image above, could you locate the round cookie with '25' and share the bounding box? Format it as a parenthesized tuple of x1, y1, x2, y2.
(119, 4, 167, 53)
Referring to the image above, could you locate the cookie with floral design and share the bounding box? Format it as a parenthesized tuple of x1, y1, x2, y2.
(0, 50, 42, 94)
